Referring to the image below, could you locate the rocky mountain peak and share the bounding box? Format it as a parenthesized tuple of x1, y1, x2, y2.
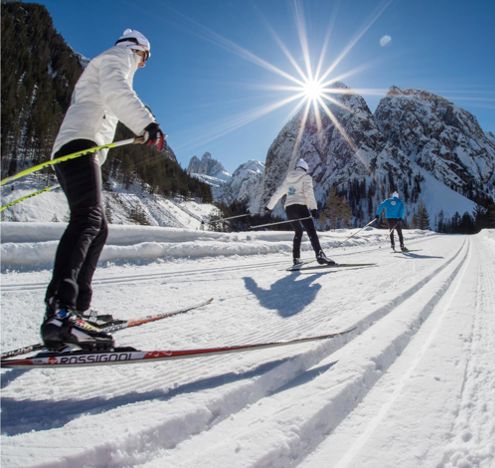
(187, 152, 231, 181)
(257, 82, 494, 227)
(375, 87, 495, 202)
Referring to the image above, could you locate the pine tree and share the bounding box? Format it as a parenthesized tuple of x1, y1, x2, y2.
(450, 212, 461, 232)
(415, 200, 430, 230)
(437, 209, 445, 232)
(473, 204, 487, 232)
(1, 3, 212, 202)
(321, 186, 352, 229)
(487, 204, 495, 229)
(473, 203, 495, 231)
(458, 212, 475, 234)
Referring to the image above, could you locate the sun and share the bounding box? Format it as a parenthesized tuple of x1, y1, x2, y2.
(302, 78, 324, 102)
(170, 0, 392, 155)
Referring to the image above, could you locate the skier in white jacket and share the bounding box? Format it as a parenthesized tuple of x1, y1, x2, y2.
(265, 159, 335, 268)
(42, 29, 165, 351)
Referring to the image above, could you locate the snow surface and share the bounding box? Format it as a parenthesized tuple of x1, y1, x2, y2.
(414, 168, 477, 223)
(1, 223, 494, 468)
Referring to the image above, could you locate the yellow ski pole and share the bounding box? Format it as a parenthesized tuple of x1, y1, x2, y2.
(0, 137, 140, 187)
(0, 185, 60, 213)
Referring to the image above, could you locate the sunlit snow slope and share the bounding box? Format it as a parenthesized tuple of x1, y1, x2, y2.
(1, 225, 494, 468)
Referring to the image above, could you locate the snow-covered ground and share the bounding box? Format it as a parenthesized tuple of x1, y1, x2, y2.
(1, 223, 494, 468)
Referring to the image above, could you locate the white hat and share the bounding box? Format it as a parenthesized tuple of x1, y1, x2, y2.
(295, 159, 309, 172)
(115, 29, 151, 58)
(391, 191, 399, 198)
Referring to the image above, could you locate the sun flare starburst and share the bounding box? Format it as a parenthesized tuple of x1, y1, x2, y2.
(302, 78, 324, 102)
(171, 0, 392, 160)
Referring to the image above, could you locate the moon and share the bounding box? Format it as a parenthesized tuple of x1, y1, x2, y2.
(379, 35, 392, 47)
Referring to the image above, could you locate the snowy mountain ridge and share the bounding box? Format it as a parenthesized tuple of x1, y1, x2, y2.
(219, 159, 265, 211)
(188, 153, 265, 210)
(187, 152, 232, 182)
(375, 86, 495, 201)
(259, 84, 495, 229)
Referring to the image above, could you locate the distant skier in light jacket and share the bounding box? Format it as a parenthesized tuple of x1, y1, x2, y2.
(42, 29, 166, 352)
(375, 191, 408, 251)
(265, 159, 335, 267)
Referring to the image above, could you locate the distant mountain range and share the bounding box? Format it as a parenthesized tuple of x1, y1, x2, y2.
(188, 152, 231, 183)
(191, 83, 494, 231)
(2, 3, 493, 232)
(187, 153, 265, 212)
(264, 84, 494, 229)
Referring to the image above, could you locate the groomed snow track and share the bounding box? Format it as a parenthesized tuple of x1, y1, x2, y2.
(1, 232, 494, 468)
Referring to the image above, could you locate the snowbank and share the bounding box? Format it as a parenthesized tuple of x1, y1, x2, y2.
(0, 221, 435, 269)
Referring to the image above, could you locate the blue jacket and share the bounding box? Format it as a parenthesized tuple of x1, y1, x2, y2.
(376, 197, 405, 219)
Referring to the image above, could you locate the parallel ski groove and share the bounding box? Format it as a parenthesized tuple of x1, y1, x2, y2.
(437, 236, 495, 467)
(1, 236, 468, 468)
(155, 239, 471, 468)
(4, 239, 467, 467)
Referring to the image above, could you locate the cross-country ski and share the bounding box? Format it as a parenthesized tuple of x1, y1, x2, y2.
(1, 328, 354, 369)
(286, 262, 377, 271)
(0, 297, 213, 359)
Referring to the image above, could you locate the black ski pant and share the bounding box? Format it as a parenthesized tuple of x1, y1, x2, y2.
(387, 218, 404, 247)
(45, 139, 108, 312)
(285, 204, 322, 259)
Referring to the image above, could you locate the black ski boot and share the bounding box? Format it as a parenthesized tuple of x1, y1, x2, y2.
(400, 245, 409, 252)
(41, 302, 114, 352)
(316, 250, 336, 265)
(292, 258, 304, 269)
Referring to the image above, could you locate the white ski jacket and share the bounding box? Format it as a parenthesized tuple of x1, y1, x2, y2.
(266, 168, 318, 210)
(52, 45, 155, 165)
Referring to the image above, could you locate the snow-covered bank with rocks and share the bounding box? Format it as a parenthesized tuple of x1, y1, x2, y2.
(1, 224, 494, 468)
(0, 176, 220, 229)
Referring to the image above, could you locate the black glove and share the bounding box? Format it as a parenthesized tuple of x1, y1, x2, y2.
(311, 209, 319, 219)
(373, 216, 379, 223)
(143, 122, 165, 151)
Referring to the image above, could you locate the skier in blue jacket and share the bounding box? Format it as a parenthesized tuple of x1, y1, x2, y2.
(375, 191, 408, 251)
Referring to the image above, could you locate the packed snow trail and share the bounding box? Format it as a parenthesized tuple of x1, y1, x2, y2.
(1, 228, 493, 468)
(300, 233, 495, 468)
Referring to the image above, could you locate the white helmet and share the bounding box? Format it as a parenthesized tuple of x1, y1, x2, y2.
(295, 159, 309, 172)
(115, 29, 151, 59)
(391, 191, 399, 198)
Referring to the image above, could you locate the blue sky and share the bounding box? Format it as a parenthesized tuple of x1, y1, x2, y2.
(37, 0, 494, 172)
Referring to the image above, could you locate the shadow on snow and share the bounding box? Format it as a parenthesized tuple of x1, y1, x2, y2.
(243, 271, 332, 317)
